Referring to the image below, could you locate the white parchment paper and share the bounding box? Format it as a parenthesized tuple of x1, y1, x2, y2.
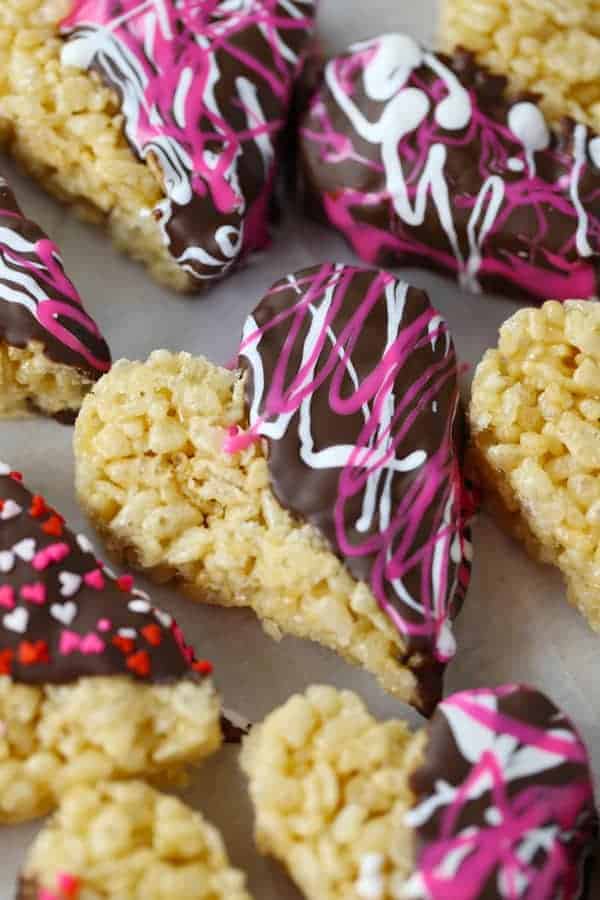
(1, 1, 599, 896)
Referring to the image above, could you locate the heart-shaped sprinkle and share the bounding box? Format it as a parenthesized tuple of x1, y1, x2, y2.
(0, 462, 11, 476)
(141, 624, 162, 646)
(112, 635, 135, 654)
(13, 538, 35, 562)
(128, 599, 151, 614)
(117, 574, 134, 592)
(0, 551, 14, 573)
(42, 514, 64, 537)
(50, 602, 78, 627)
(9, 471, 22, 482)
(0, 586, 15, 610)
(0, 499, 22, 520)
(80, 634, 105, 655)
(18, 640, 49, 665)
(29, 494, 47, 518)
(118, 628, 137, 639)
(193, 659, 214, 675)
(21, 582, 46, 605)
(127, 650, 151, 677)
(77, 534, 94, 554)
(84, 568, 105, 590)
(0, 649, 13, 674)
(3, 607, 29, 634)
(154, 610, 173, 628)
(59, 631, 81, 655)
(59, 571, 82, 598)
(97, 618, 112, 632)
(32, 542, 69, 571)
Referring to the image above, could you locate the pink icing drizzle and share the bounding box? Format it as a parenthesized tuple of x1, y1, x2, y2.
(301, 36, 600, 301)
(61, 0, 315, 279)
(0, 206, 110, 373)
(410, 686, 596, 900)
(226, 263, 472, 662)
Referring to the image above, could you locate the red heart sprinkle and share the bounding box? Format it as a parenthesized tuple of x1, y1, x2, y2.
(42, 514, 64, 537)
(112, 636, 135, 655)
(141, 624, 162, 646)
(29, 495, 48, 518)
(0, 649, 14, 674)
(117, 574, 134, 592)
(192, 660, 214, 675)
(9, 471, 22, 482)
(18, 640, 49, 665)
(127, 650, 151, 678)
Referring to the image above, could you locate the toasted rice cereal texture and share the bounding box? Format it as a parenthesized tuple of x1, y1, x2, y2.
(74, 351, 421, 707)
(0, 674, 221, 824)
(0, 1, 192, 292)
(20, 780, 253, 900)
(470, 300, 600, 629)
(240, 685, 424, 900)
(0, 339, 94, 419)
(440, 0, 600, 131)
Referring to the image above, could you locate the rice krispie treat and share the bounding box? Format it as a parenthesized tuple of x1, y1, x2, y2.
(299, 35, 600, 302)
(17, 780, 253, 900)
(74, 264, 473, 715)
(0, 464, 221, 824)
(0, 175, 110, 421)
(0, 1, 316, 293)
(241, 684, 597, 900)
(470, 299, 600, 630)
(440, 0, 600, 132)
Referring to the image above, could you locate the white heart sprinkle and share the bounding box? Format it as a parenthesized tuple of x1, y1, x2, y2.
(3, 607, 29, 634)
(13, 538, 35, 561)
(132, 588, 151, 602)
(50, 601, 78, 626)
(154, 610, 172, 628)
(77, 534, 94, 554)
(0, 500, 22, 521)
(0, 462, 11, 476)
(0, 551, 14, 573)
(128, 599, 151, 614)
(118, 628, 137, 639)
(59, 571, 82, 598)
(103, 564, 117, 579)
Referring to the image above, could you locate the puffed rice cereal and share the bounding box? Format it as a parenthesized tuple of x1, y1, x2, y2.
(73, 351, 424, 709)
(470, 299, 600, 629)
(17, 780, 253, 899)
(440, 0, 600, 130)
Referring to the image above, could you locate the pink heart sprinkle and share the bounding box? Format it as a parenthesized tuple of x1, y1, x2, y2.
(0, 586, 15, 610)
(57, 873, 80, 893)
(84, 568, 105, 590)
(20, 582, 46, 605)
(59, 630, 81, 655)
(39, 890, 59, 900)
(80, 633, 105, 655)
(97, 618, 112, 632)
(32, 543, 70, 571)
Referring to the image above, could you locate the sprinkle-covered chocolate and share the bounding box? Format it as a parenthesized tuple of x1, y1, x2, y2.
(407, 685, 597, 899)
(60, 0, 316, 285)
(0, 177, 110, 379)
(0, 464, 212, 685)
(300, 36, 600, 302)
(225, 263, 473, 713)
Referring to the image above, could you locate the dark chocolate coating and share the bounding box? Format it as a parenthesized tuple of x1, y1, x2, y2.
(409, 686, 598, 899)
(0, 469, 206, 685)
(239, 264, 473, 714)
(0, 178, 110, 378)
(300, 42, 600, 302)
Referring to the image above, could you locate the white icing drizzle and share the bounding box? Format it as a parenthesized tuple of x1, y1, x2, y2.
(570, 124, 593, 257)
(507, 102, 550, 178)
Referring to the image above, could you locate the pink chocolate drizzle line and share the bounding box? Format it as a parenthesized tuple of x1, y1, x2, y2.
(61, 1, 315, 279)
(410, 686, 597, 900)
(0, 204, 110, 374)
(301, 37, 600, 301)
(226, 263, 473, 663)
